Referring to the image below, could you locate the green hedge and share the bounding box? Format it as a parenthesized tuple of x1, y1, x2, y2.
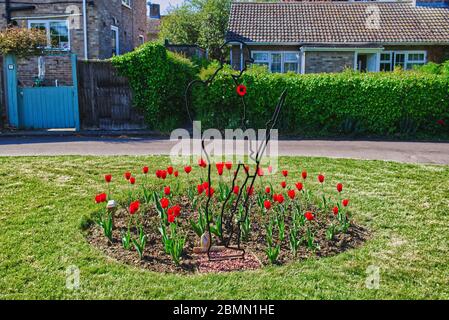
(192, 65, 449, 136)
(112, 42, 196, 132)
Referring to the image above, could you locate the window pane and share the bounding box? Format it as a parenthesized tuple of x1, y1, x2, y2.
(50, 21, 69, 49)
(408, 53, 425, 62)
(270, 53, 281, 73)
(380, 53, 391, 62)
(380, 63, 391, 72)
(30, 22, 46, 32)
(284, 53, 299, 62)
(253, 52, 269, 62)
(284, 62, 298, 73)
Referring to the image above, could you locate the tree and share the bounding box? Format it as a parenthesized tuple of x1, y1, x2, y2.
(159, 0, 231, 59)
(159, 4, 200, 46)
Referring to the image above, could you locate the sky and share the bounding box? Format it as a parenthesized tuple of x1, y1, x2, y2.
(154, 0, 186, 15)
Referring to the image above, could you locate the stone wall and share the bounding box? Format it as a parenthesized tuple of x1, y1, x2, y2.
(304, 51, 354, 74)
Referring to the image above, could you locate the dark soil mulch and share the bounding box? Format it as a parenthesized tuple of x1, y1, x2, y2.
(86, 196, 369, 274)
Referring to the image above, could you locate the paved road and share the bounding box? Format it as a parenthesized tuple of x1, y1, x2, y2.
(0, 136, 448, 165)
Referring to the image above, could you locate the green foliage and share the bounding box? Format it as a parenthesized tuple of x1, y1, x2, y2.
(111, 42, 196, 132)
(159, 0, 231, 59)
(0, 27, 46, 58)
(192, 64, 449, 136)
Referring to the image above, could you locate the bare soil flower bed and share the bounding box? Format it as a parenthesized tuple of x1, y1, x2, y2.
(87, 197, 369, 274)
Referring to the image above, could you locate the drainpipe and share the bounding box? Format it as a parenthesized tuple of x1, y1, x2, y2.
(82, 0, 88, 60)
(5, 0, 11, 24)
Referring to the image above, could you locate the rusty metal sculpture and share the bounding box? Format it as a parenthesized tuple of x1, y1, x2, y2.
(185, 40, 287, 261)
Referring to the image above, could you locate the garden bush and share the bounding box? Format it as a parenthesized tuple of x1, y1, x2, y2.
(192, 65, 449, 136)
(112, 42, 197, 132)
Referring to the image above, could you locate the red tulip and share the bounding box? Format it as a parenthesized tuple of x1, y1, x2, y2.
(143, 166, 149, 174)
(124, 171, 132, 180)
(129, 200, 140, 215)
(167, 207, 174, 216)
(206, 187, 215, 198)
(225, 162, 233, 170)
(437, 119, 445, 126)
(295, 182, 303, 191)
(305, 211, 314, 221)
(217, 167, 224, 176)
(129, 177, 136, 185)
(173, 205, 181, 217)
(343, 199, 350, 207)
(277, 194, 285, 204)
(282, 170, 288, 177)
(160, 197, 169, 209)
(268, 166, 273, 174)
(302, 171, 308, 180)
(184, 166, 192, 174)
(197, 184, 204, 195)
(167, 166, 174, 175)
(174, 171, 179, 178)
(333, 206, 339, 216)
(233, 185, 240, 195)
(104, 175, 112, 183)
(198, 158, 207, 168)
(216, 162, 224, 171)
(273, 194, 278, 202)
(281, 181, 287, 189)
(265, 186, 271, 194)
(160, 170, 167, 180)
(202, 181, 209, 189)
(164, 186, 171, 196)
(244, 165, 250, 173)
(156, 170, 161, 178)
(95, 193, 107, 203)
(264, 200, 271, 210)
(337, 183, 343, 193)
(236, 84, 247, 97)
(247, 186, 254, 196)
(257, 168, 264, 177)
(318, 174, 325, 184)
(168, 213, 175, 223)
(288, 189, 295, 200)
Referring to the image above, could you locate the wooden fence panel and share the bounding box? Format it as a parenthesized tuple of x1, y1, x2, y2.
(77, 60, 146, 130)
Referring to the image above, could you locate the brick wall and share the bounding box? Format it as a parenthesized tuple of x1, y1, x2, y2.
(96, 0, 148, 59)
(305, 51, 354, 74)
(17, 55, 73, 87)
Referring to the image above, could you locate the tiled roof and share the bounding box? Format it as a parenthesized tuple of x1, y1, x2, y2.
(226, 1, 449, 44)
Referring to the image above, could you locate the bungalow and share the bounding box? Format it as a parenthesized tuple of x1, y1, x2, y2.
(226, 1, 449, 73)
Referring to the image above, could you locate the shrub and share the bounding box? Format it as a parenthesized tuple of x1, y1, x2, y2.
(192, 65, 449, 136)
(112, 42, 197, 132)
(0, 27, 46, 58)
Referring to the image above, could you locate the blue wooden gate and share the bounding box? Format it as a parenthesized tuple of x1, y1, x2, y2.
(4, 54, 80, 131)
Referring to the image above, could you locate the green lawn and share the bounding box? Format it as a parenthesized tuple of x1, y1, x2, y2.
(0, 155, 448, 300)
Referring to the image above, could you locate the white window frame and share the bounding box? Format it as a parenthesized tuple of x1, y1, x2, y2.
(111, 26, 120, 56)
(252, 51, 300, 74)
(28, 19, 70, 51)
(139, 35, 145, 45)
(122, 0, 131, 8)
(380, 50, 427, 71)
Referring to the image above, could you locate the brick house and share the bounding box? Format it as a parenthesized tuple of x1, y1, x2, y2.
(227, 1, 449, 73)
(0, 0, 149, 60)
(0, 0, 149, 88)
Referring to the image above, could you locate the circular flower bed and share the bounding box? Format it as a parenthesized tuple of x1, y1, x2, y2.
(87, 162, 368, 273)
